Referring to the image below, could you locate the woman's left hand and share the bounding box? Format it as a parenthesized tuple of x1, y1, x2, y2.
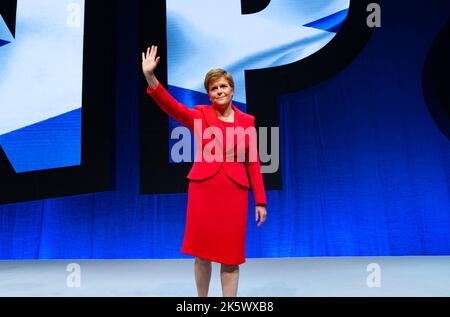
(255, 205, 267, 227)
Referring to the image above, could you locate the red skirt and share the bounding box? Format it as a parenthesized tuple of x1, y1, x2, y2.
(181, 167, 249, 265)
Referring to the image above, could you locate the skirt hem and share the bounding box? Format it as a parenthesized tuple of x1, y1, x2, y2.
(181, 248, 245, 266)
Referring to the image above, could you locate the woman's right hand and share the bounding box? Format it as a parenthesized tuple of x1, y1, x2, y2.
(142, 45, 161, 78)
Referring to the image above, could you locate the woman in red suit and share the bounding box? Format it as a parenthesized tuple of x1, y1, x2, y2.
(142, 45, 267, 297)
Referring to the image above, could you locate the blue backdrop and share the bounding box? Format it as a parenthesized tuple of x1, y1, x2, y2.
(1, 0, 450, 259)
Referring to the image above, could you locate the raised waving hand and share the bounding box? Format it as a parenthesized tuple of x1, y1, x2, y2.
(142, 45, 160, 88)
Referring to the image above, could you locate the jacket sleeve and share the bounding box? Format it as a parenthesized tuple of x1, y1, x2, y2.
(246, 116, 267, 206)
(146, 82, 200, 130)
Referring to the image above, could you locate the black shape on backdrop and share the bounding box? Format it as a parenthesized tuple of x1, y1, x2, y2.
(139, 0, 378, 194)
(0, 1, 117, 204)
(241, 0, 271, 15)
(0, 0, 17, 37)
(423, 20, 450, 141)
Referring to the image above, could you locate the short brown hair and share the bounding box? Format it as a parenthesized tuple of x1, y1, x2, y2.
(204, 69, 235, 92)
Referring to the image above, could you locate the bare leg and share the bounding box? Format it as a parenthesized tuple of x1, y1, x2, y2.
(221, 264, 239, 297)
(195, 257, 212, 297)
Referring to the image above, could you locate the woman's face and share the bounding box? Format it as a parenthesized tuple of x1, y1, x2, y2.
(208, 77, 234, 110)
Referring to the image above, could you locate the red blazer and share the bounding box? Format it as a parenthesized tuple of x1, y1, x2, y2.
(146, 83, 267, 206)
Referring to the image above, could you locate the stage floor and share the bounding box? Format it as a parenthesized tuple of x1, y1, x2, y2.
(0, 256, 449, 297)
